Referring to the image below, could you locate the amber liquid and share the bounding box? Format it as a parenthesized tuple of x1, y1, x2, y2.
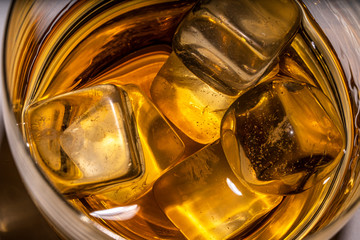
(66, 34, 343, 240)
(7, 0, 348, 239)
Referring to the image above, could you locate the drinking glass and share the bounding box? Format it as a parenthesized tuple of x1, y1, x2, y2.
(1, 0, 360, 239)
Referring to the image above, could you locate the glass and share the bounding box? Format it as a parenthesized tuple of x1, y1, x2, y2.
(1, 0, 359, 239)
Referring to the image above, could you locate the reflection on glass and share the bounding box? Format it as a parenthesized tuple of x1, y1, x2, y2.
(90, 205, 140, 221)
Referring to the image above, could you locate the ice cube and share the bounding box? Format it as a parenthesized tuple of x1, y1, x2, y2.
(151, 52, 238, 144)
(173, 0, 300, 95)
(221, 78, 345, 195)
(153, 141, 282, 240)
(25, 84, 185, 201)
(24, 85, 142, 193)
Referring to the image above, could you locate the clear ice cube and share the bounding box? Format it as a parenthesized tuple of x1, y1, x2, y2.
(25, 85, 142, 193)
(153, 141, 282, 240)
(221, 78, 345, 195)
(173, 0, 300, 95)
(25, 84, 185, 201)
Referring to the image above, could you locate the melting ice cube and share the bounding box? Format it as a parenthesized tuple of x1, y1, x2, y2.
(173, 0, 300, 95)
(24, 85, 142, 193)
(154, 141, 282, 239)
(221, 78, 345, 195)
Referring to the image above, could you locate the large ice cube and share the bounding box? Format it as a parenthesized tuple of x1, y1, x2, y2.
(25, 85, 142, 193)
(173, 0, 300, 95)
(25, 84, 185, 201)
(153, 141, 282, 240)
(221, 78, 345, 195)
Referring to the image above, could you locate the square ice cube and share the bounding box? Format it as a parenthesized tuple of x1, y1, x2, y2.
(221, 78, 345, 195)
(25, 85, 142, 193)
(173, 0, 300, 95)
(154, 141, 281, 239)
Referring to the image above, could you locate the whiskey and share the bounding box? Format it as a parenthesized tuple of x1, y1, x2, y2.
(9, 0, 348, 239)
